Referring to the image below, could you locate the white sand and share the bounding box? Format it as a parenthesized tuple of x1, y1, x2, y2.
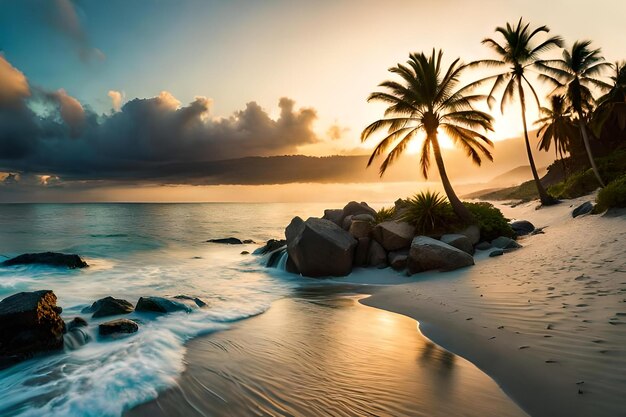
(355, 196, 626, 417)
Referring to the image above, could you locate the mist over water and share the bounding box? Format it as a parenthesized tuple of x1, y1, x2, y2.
(0, 203, 525, 417)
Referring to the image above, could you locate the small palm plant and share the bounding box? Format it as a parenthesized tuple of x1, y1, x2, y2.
(535, 95, 577, 177)
(399, 191, 454, 234)
(374, 206, 396, 224)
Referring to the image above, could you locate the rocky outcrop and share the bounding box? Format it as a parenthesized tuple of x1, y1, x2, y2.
(572, 201, 594, 218)
(135, 297, 192, 314)
(491, 236, 522, 250)
(349, 220, 373, 239)
(367, 240, 387, 268)
(2, 252, 88, 269)
(510, 220, 535, 236)
(322, 209, 344, 226)
(253, 239, 286, 255)
(173, 295, 208, 308)
(342, 201, 377, 221)
(388, 250, 409, 270)
(285, 217, 357, 277)
(440, 234, 474, 255)
(408, 236, 474, 274)
(98, 319, 138, 336)
(372, 221, 415, 251)
(207, 237, 243, 244)
(82, 296, 134, 318)
(0, 290, 65, 368)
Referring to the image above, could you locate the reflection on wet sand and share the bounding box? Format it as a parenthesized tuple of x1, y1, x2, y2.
(128, 288, 527, 417)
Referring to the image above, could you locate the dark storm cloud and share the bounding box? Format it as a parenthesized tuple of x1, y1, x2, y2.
(0, 55, 321, 185)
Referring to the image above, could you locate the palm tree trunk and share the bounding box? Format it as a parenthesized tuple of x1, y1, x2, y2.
(577, 112, 605, 187)
(517, 83, 556, 206)
(430, 132, 475, 224)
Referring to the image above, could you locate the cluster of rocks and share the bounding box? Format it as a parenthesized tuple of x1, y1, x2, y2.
(0, 290, 206, 370)
(256, 201, 532, 279)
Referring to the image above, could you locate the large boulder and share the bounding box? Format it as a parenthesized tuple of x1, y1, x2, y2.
(342, 201, 377, 221)
(353, 213, 375, 222)
(440, 234, 474, 255)
(2, 252, 88, 269)
(98, 319, 138, 336)
(491, 236, 522, 250)
(572, 201, 594, 218)
(82, 296, 134, 318)
(285, 217, 357, 277)
(367, 240, 387, 268)
(0, 290, 65, 368)
(135, 297, 192, 314)
(349, 220, 373, 239)
(459, 225, 481, 245)
(388, 250, 409, 271)
(509, 220, 535, 236)
(322, 209, 344, 226)
(408, 236, 474, 274)
(372, 221, 415, 251)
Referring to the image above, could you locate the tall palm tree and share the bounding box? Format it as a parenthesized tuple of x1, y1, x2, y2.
(537, 40, 611, 186)
(535, 95, 577, 176)
(481, 18, 563, 205)
(361, 49, 494, 224)
(592, 61, 626, 137)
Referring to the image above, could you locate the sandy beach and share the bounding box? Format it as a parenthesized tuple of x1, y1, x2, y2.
(362, 196, 626, 417)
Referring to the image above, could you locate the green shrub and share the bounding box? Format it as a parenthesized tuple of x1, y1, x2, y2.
(399, 191, 456, 234)
(595, 175, 626, 212)
(463, 202, 515, 241)
(548, 169, 599, 199)
(374, 206, 395, 223)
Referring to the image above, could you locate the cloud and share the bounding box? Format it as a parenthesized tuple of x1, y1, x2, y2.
(48, 0, 105, 63)
(108, 90, 124, 112)
(326, 123, 350, 141)
(0, 55, 30, 106)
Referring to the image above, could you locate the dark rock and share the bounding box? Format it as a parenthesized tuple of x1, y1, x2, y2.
(253, 239, 287, 255)
(82, 296, 134, 318)
(2, 252, 88, 269)
(440, 234, 474, 255)
(354, 237, 370, 267)
(491, 236, 522, 250)
(135, 297, 192, 314)
(285, 217, 357, 277)
(349, 220, 373, 239)
(342, 215, 354, 231)
(408, 236, 474, 274)
(342, 201, 377, 221)
(242, 239, 255, 244)
(459, 225, 481, 245)
(388, 250, 409, 270)
(367, 240, 387, 268)
(67, 317, 88, 331)
(475, 241, 492, 251)
(0, 290, 65, 367)
(240, 251, 250, 255)
(489, 249, 504, 257)
(322, 209, 344, 226)
(173, 295, 207, 308)
(98, 319, 138, 336)
(510, 220, 535, 236)
(572, 201, 594, 218)
(207, 237, 243, 245)
(64, 328, 91, 349)
(372, 221, 415, 251)
(352, 213, 375, 222)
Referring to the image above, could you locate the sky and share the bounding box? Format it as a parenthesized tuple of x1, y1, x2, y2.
(0, 0, 624, 202)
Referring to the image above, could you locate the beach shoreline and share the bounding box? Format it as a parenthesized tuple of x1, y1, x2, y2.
(361, 196, 626, 417)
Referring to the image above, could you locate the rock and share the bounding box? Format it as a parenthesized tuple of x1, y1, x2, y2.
(342, 215, 354, 231)
(475, 241, 492, 251)
(489, 249, 504, 257)
(322, 209, 344, 226)
(408, 236, 474, 274)
(440, 234, 474, 255)
(135, 297, 192, 314)
(510, 220, 535, 236)
(242, 239, 255, 244)
(354, 237, 370, 267)
(67, 317, 88, 331)
(349, 220, 373, 239)
(372, 221, 415, 251)
(240, 251, 250, 255)
(367, 240, 387, 268)
(98, 319, 138, 336)
(207, 237, 243, 244)
(352, 213, 375, 222)
(173, 295, 207, 308)
(388, 250, 409, 270)
(0, 290, 65, 368)
(253, 239, 286, 255)
(342, 201, 377, 221)
(285, 217, 357, 277)
(64, 328, 91, 349)
(459, 225, 481, 245)
(572, 201, 594, 218)
(82, 296, 134, 318)
(491, 236, 522, 250)
(2, 252, 88, 269)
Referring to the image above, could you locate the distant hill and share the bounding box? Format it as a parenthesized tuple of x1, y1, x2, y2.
(488, 165, 548, 187)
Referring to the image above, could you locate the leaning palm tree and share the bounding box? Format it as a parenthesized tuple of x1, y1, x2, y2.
(535, 95, 577, 176)
(537, 40, 612, 186)
(481, 18, 563, 205)
(361, 49, 494, 224)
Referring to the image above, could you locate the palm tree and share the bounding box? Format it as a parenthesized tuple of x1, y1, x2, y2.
(481, 18, 563, 205)
(361, 49, 494, 224)
(535, 95, 577, 176)
(592, 61, 626, 137)
(537, 40, 611, 187)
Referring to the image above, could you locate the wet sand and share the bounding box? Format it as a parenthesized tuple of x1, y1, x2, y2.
(127, 287, 527, 417)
